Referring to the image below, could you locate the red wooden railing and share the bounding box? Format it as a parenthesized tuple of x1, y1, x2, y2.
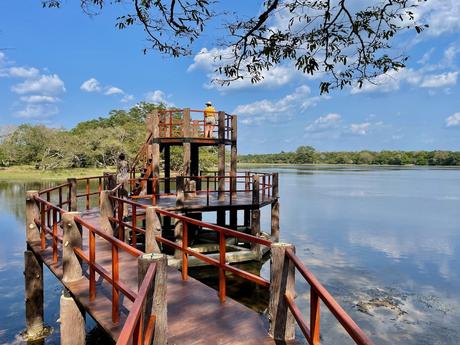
(75, 175, 104, 210)
(284, 248, 373, 345)
(116, 263, 157, 345)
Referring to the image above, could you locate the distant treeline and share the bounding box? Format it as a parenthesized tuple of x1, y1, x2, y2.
(0, 102, 217, 171)
(238, 146, 460, 166)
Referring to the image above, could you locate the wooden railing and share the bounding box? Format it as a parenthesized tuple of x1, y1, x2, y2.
(284, 248, 373, 345)
(109, 195, 271, 303)
(75, 175, 105, 210)
(128, 172, 275, 206)
(116, 263, 157, 345)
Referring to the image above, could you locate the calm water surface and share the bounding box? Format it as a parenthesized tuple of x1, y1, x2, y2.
(0, 166, 459, 344)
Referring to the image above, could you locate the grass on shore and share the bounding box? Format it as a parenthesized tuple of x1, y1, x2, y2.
(0, 165, 115, 181)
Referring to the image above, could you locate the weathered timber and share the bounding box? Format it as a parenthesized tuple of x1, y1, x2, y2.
(251, 176, 261, 259)
(218, 111, 225, 201)
(271, 173, 280, 242)
(230, 115, 237, 198)
(183, 108, 191, 193)
(268, 243, 296, 341)
(145, 207, 162, 254)
(152, 111, 161, 194)
(26, 191, 40, 242)
(24, 250, 44, 339)
(138, 254, 168, 345)
(100, 190, 114, 236)
(62, 212, 83, 283)
(67, 178, 77, 212)
(104, 172, 116, 190)
(60, 289, 85, 345)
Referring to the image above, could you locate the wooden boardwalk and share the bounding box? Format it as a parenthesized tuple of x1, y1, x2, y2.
(27, 208, 292, 344)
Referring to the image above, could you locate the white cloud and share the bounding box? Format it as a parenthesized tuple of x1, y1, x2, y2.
(20, 95, 59, 103)
(145, 90, 174, 106)
(420, 72, 458, 88)
(104, 86, 124, 95)
(121, 94, 134, 103)
(414, 0, 460, 36)
(7, 67, 40, 78)
(446, 112, 460, 127)
(305, 113, 342, 132)
(80, 78, 102, 92)
(350, 122, 371, 135)
(15, 104, 59, 119)
(11, 74, 65, 95)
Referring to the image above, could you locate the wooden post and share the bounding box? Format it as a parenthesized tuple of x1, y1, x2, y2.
(145, 207, 162, 254)
(251, 176, 261, 259)
(62, 212, 82, 283)
(24, 250, 44, 339)
(230, 115, 237, 198)
(60, 289, 85, 345)
(138, 253, 168, 345)
(271, 173, 280, 242)
(268, 243, 296, 341)
(230, 209, 237, 229)
(182, 108, 191, 193)
(176, 176, 185, 208)
(217, 210, 226, 227)
(164, 145, 171, 193)
(99, 191, 114, 236)
(103, 172, 116, 190)
(218, 111, 225, 201)
(152, 110, 161, 195)
(67, 178, 77, 212)
(26, 191, 41, 242)
(189, 180, 196, 198)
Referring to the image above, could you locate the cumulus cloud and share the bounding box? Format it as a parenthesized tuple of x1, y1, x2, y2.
(15, 104, 59, 119)
(350, 122, 371, 135)
(5, 67, 40, 78)
(414, 0, 460, 36)
(80, 78, 133, 102)
(234, 85, 328, 125)
(445, 112, 460, 127)
(145, 90, 174, 107)
(11, 74, 65, 95)
(80, 78, 102, 92)
(188, 47, 307, 91)
(305, 113, 342, 132)
(104, 86, 124, 95)
(420, 72, 458, 88)
(20, 95, 59, 103)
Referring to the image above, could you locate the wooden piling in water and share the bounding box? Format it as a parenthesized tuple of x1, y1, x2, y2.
(60, 289, 85, 345)
(251, 176, 261, 259)
(271, 173, 280, 242)
(218, 111, 225, 201)
(138, 253, 168, 345)
(24, 250, 44, 339)
(268, 243, 296, 341)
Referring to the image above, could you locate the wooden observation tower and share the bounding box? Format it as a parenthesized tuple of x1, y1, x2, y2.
(127, 108, 280, 265)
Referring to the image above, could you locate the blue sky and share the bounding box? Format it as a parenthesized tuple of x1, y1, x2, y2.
(0, 1, 459, 154)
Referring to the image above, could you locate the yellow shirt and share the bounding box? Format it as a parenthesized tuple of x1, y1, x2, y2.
(204, 106, 216, 118)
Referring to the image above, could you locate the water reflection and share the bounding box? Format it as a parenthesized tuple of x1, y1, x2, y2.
(1, 166, 460, 344)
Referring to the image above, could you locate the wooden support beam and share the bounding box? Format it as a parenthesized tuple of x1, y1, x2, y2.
(217, 210, 226, 227)
(271, 173, 280, 242)
(62, 212, 83, 283)
(60, 289, 85, 345)
(67, 178, 77, 212)
(230, 210, 237, 230)
(175, 176, 185, 209)
(218, 111, 225, 201)
(268, 243, 296, 341)
(145, 207, 162, 254)
(164, 145, 171, 193)
(251, 175, 261, 259)
(191, 144, 200, 190)
(230, 115, 237, 198)
(24, 250, 44, 339)
(138, 254, 168, 345)
(26, 191, 40, 242)
(152, 110, 160, 195)
(99, 191, 114, 236)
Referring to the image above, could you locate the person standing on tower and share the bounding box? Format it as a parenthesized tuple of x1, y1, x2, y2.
(204, 101, 217, 138)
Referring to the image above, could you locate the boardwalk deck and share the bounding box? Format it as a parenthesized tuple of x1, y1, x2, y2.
(27, 208, 292, 344)
(133, 190, 273, 211)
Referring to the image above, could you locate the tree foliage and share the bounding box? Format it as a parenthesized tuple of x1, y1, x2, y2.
(239, 146, 460, 166)
(42, 0, 427, 92)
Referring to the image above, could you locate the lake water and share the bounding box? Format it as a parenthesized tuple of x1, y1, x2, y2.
(1, 166, 459, 344)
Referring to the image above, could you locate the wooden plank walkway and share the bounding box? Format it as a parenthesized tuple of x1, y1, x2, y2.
(134, 191, 273, 211)
(27, 208, 292, 344)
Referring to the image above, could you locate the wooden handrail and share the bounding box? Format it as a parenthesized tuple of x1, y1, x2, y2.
(117, 263, 157, 345)
(285, 248, 374, 345)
